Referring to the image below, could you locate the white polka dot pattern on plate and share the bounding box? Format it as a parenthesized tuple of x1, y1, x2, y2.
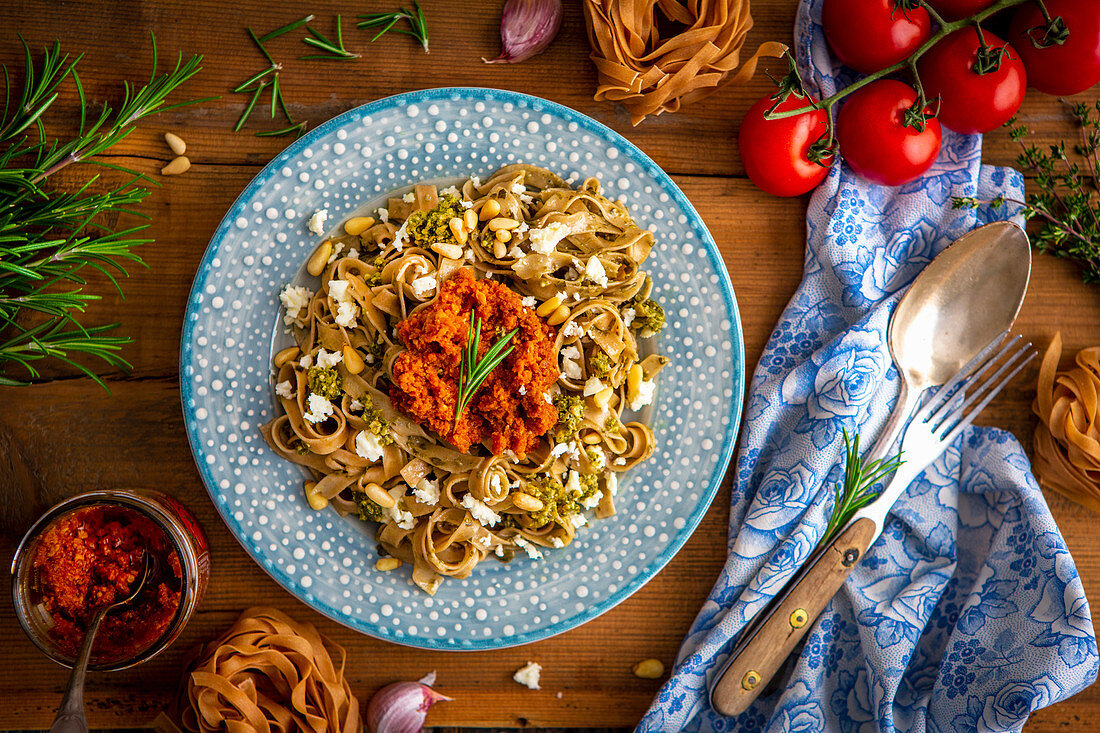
(180, 88, 745, 650)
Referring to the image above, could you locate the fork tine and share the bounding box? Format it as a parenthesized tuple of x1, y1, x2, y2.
(939, 347, 1036, 444)
(915, 333, 1017, 423)
(928, 334, 1029, 424)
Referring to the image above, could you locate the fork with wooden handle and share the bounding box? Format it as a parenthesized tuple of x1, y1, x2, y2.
(708, 334, 1035, 717)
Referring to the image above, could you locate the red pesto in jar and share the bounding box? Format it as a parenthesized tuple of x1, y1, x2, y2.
(31, 505, 182, 663)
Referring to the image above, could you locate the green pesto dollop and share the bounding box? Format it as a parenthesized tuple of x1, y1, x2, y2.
(527, 475, 565, 528)
(589, 350, 614, 377)
(364, 335, 386, 364)
(629, 297, 665, 337)
(359, 393, 394, 445)
(405, 195, 464, 248)
(307, 366, 342, 400)
(351, 490, 384, 523)
(603, 415, 621, 435)
(551, 394, 585, 442)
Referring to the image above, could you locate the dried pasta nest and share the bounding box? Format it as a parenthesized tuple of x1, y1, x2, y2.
(1033, 332, 1100, 512)
(582, 0, 787, 125)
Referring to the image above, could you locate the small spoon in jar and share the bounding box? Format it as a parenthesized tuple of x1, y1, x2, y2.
(49, 552, 151, 733)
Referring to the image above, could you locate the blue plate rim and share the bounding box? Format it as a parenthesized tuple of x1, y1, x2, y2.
(179, 86, 746, 650)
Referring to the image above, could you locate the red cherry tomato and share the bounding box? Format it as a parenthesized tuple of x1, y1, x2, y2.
(918, 28, 1026, 134)
(836, 80, 942, 187)
(1010, 0, 1100, 96)
(926, 0, 995, 22)
(739, 93, 834, 198)
(823, 0, 932, 74)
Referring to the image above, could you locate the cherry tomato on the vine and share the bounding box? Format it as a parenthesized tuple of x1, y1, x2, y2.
(918, 28, 1026, 134)
(926, 0, 995, 22)
(1010, 0, 1100, 96)
(836, 80, 942, 186)
(739, 93, 834, 197)
(822, 0, 932, 74)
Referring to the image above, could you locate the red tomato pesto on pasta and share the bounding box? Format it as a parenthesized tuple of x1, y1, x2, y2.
(391, 268, 558, 456)
(31, 505, 182, 662)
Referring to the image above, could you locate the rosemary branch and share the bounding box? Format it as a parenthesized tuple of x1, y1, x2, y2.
(821, 430, 904, 547)
(0, 34, 203, 388)
(455, 309, 517, 423)
(357, 2, 429, 53)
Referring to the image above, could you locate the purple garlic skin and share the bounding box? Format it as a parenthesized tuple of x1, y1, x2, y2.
(366, 678, 452, 733)
(485, 0, 564, 64)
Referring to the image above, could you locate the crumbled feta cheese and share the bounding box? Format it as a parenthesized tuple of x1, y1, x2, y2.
(518, 385, 527, 396)
(275, 380, 293, 399)
(413, 477, 440, 506)
(460, 199, 473, 209)
(502, 449, 521, 464)
(402, 191, 416, 203)
(583, 256, 609, 287)
(279, 285, 314, 325)
(495, 544, 505, 557)
(355, 430, 384, 462)
(385, 502, 416, 531)
(299, 353, 313, 368)
(510, 182, 526, 194)
(550, 441, 573, 459)
(308, 209, 329, 235)
(565, 470, 582, 496)
(346, 248, 359, 260)
(303, 393, 334, 423)
(623, 308, 636, 327)
(521, 295, 537, 308)
(514, 222, 529, 235)
(392, 221, 409, 251)
(327, 279, 360, 328)
(513, 662, 542, 690)
(376, 207, 389, 223)
(509, 245, 525, 259)
(554, 291, 567, 301)
(629, 378, 657, 411)
(461, 494, 501, 527)
(315, 348, 342, 369)
(562, 345, 581, 362)
(568, 512, 588, 530)
(464, 248, 476, 262)
(543, 392, 553, 404)
(562, 320, 584, 339)
(349, 399, 363, 412)
(582, 490, 604, 509)
(563, 358, 583, 381)
(470, 175, 482, 187)
(583, 377, 605, 397)
(490, 474, 502, 492)
(475, 534, 491, 548)
(551, 537, 565, 549)
(613, 457, 627, 466)
(528, 221, 570, 254)
(411, 274, 436, 299)
(439, 185, 459, 197)
(607, 471, 619, 495)
(514, 536, 543, 559)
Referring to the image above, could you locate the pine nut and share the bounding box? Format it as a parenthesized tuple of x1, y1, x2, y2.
(592, 386, 614, 408)
(626, 363, 644, 405)
(161, 155, 190, 176)
(492, 238, 507, 258)
(448, 217, 468, 244)
(479, 198, 501, 221)
(273, 346, 300, 368)
(536, 296, 563, 317)
(375, 557, 402, 572)
(488, 217, 519, 231)
(343, 345, 365, 374)
(432, 242, 464, 260)
(633, 658, 665, 679)
(582, 432, 602, 445)
(343, 216, 375, 236)
(547, 305, 571, 326)
(464, 209, 478, 230)
(307, 240, 333, 276)
(363, 481, 395, 508)
(512, 492, 544, 512)
(305, 483, 329, 511)
(164, 132, 187, 156)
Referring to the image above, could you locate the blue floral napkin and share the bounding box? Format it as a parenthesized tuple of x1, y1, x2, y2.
(637, 0, 1099, 730)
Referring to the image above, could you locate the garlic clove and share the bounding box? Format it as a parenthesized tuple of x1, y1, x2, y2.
(366, 676, 452, 733)
(484, 0, 563, 64)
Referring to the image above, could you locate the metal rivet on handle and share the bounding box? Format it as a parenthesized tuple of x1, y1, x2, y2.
(842, 548, 860, 566)
(742, 670, 761, 690)
(789, 608, 808, 628)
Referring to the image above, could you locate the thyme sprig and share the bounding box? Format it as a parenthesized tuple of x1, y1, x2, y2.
(357, 2, 429, 53)
(821, 431, 905, 547)
(455, 310, 517, 423)
(0, 35, 204, 387)
(953, 104, 1100, 285)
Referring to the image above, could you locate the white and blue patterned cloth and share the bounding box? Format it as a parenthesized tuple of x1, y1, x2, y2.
(638, 0, 1099, 730)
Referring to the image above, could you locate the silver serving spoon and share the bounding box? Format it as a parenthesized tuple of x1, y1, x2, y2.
(49, 552, 151, 733)
(864, 221, 1032, 461)
(709, 220, 1031, 717)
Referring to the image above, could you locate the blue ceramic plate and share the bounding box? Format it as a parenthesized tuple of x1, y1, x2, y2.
(181, 88, 744, 650)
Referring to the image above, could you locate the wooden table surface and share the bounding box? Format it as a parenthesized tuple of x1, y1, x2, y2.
(1, 0, 1098, 729)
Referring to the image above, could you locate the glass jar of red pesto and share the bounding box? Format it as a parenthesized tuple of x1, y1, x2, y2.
(10, 489, 210, 671)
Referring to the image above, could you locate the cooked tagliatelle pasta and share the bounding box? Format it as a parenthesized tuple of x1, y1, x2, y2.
(261, 164, 669, 595)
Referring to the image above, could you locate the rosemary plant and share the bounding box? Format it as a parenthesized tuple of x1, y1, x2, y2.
(0, 35, 204, 387)
(820, 431, 904, 547)
(954, 104, 1100, 286)
(357, 2, 430, 53)
(455, 310, 517, 423)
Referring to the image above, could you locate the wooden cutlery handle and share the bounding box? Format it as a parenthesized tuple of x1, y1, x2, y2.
(710, 517, 877, 717)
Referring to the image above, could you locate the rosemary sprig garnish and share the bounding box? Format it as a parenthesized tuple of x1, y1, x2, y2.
(357, 2, 430, 53)
(0, 35, 203, 388)
(954, 104, 1100, 285)
(301, 16, 359, 60)
(455, 309, 517, 423)
(260, 15, 315, 43)
(820, 430, 904, 547)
